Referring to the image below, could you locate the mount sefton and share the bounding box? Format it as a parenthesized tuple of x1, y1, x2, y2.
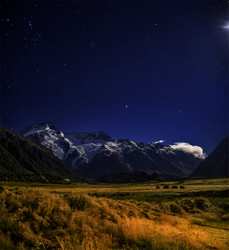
(19, 122, 205, 178)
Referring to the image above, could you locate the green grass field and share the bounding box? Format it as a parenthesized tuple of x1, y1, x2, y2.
(0, 178, 228, 249)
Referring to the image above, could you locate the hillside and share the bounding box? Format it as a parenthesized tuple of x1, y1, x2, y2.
(192, 136, 229, 178)
(0, 126, 80, 182)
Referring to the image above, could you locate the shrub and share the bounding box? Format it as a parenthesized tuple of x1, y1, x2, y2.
(170, 203, 183, 214)
(67, 195, 90, 210)
(194, 197, 211, 211)
(179, 197, 213, 213)
(221, 214, 229, 221)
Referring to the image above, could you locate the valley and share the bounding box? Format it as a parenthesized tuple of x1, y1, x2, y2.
(1, 178, 228, 249)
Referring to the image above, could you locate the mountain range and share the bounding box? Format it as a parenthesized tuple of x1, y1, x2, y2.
(19, 122, 204, 179)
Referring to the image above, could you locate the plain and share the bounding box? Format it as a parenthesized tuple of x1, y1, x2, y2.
(0, 178, 228, 249)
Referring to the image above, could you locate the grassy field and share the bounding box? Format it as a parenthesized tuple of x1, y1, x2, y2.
(0, 178, 228, 249)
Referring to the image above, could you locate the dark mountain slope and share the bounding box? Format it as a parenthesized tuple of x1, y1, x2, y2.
(0, 126, 80, 182)
(85, 151, 132, 178)
(97, 171, 159, 183)
(192, 136, 229, 178)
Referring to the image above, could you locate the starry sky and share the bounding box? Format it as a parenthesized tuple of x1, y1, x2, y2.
(1, 0, 228, 154)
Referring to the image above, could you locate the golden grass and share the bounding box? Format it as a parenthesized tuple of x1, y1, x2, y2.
(0, 185, 228, 249)
(1, 177, 228, 192)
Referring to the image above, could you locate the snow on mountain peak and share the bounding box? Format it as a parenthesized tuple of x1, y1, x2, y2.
(19, 121, 56, 136)
(20, 123, 204, 177)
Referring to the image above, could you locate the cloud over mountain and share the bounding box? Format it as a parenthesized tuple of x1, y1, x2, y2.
(154, 140, 164, 144)
(170, 142, 205, 159)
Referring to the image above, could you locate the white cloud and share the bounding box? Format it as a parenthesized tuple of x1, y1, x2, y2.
(170, 142, 206, 159)
(154, 140, 164, 144)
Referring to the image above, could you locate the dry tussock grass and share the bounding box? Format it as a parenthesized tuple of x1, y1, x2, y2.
(0, 188, 228, 249)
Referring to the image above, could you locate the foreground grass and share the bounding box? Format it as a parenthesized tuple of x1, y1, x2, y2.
(0, 179, 228, 249)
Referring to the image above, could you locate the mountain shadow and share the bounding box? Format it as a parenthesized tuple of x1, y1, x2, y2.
(0, 126, 80, 183)
(192, 136, 229, 178)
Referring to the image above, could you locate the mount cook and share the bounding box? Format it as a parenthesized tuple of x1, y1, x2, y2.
(20, 122, 205, 178)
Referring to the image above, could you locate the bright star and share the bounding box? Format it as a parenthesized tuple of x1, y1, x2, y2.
(222, 23, 229, 29)
(125, 105, 128, 108)
(28, 21, 32, 29)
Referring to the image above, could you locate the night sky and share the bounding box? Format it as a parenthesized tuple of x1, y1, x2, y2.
(1, 0, 228, 154)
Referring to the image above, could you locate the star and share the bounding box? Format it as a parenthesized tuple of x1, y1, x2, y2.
(28, 21, 33, 29)
(222, 23, 229, 30)
(125, 105, 128, 108)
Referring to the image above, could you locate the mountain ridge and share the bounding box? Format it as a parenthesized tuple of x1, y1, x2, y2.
(19, 122, 204, 178)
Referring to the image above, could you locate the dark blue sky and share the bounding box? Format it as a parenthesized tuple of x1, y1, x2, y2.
(1, 0, 228, 154)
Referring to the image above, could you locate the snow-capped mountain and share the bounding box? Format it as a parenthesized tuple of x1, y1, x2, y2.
(20, 122, 204, 178)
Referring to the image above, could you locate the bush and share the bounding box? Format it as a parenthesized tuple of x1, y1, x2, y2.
(221, 214, 229, 221)
(67, 195, 90, 210)
(179, 197, 213, 213)
(194, 198, 211, 211)
(170, 203, 183, 214)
